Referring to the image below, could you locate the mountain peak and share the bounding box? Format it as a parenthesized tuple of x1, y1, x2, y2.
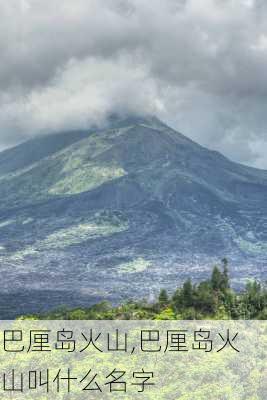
(104, 113, 167, 130)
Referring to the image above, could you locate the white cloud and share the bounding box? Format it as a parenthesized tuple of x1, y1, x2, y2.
(0, 0, 266, 168)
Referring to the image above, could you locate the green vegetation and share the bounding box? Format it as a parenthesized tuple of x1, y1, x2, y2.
(49, 164, 125, 195)
(1, 211, 128, 263)
(20, 260, 267, 320)
(116, 257, 152, 274)
(0, 127, 129, 210)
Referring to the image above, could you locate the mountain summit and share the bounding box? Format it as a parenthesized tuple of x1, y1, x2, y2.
(0, 116, 266, 317)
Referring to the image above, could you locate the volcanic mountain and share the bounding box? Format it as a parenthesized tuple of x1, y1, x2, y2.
(0, 115, 266, 317)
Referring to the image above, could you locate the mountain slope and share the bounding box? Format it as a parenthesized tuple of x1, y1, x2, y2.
(0, 115, 266, 317)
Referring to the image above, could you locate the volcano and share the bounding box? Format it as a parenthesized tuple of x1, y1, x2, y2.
(0, 115, 266, 317)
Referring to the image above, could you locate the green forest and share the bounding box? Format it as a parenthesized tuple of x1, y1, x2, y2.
(21, 260, 267, 320)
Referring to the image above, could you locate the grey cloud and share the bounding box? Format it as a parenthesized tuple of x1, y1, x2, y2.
(0, 0, 267, 168)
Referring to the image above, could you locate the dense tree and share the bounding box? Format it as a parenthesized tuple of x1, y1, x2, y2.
(182, 279, 194, 308)
(194, 281, 217, 314)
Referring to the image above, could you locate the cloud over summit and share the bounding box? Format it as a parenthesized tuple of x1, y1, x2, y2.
(0, 0, 267, 168)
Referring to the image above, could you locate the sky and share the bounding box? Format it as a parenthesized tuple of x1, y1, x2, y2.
(0, 0, 267, 169)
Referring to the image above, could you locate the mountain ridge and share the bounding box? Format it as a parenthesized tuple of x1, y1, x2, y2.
(1, 114, 266, 181)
